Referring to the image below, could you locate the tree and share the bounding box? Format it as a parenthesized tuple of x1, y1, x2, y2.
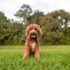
(0, 11, 11, 44)
(48, 9, 70, 28)
(15, 4, 32, 23)
(27, 10, 45, 25)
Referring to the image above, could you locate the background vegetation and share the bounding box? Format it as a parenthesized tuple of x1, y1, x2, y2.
(0, 4, 70, 45)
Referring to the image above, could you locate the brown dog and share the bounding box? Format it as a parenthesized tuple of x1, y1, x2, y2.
(23, 24, 42, 60)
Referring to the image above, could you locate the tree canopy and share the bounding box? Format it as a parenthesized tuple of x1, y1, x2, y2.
(0, 4, 70, 45)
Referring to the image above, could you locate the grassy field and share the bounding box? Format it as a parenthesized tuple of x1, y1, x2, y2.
(0, 45, 70, 70)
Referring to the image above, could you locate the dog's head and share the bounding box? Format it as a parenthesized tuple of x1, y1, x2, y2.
(25, 24, 42, 39)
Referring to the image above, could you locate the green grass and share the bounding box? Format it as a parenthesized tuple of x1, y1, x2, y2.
(0, 45, 70, 70)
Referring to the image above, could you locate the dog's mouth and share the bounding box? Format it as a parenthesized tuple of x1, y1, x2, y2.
(30, 33, 37, 39)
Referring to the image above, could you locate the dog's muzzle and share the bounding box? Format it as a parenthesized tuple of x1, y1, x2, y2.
(30, 32, 37, 39)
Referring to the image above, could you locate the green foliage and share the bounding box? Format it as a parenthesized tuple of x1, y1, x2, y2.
(27, 10, 45, 25)
(15, 4, 32, 23)
(47, 10, 70, 27)
(0, 13, 25, 45)
(0, 4, 70, 45)
(0, 45, 70, 70)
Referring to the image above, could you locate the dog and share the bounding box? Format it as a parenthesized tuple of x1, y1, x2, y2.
(23, 24, 42, 60)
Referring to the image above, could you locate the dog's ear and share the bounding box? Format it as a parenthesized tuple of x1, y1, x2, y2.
(25, 25, 32, 37)
(37, 25, 42, 36)
(25, 26, 30, 37)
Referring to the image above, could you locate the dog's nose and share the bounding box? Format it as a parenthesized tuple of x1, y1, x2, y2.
(32, 32, 37, 35)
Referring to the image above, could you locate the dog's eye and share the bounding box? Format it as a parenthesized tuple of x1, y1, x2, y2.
(35, 28, 37, 30)
(30, 28, 33, 30)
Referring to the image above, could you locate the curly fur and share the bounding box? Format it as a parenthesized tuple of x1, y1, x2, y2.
(23, 24, 42, 60)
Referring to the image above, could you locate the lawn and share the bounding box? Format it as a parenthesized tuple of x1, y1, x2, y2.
(0, 45, 70, 70)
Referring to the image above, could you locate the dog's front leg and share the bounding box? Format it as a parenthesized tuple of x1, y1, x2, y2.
(23, 49, 29, 59)
(23, 43, 30, 59)
(34, 47, 40, 60)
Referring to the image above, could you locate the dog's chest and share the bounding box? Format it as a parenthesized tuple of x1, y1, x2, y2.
(31, 42, 36, 51)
